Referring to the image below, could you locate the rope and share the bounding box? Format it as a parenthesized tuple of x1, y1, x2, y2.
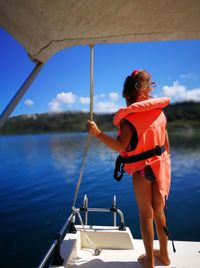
(72, 43, 94, 208)
(72, 135, 92, 207)
(71, 44, 100, 256)
(89, 44, 94, 121)
(72, 207, 101, 255)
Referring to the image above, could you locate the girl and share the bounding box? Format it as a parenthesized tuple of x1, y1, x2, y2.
(87, 70, 171, 268)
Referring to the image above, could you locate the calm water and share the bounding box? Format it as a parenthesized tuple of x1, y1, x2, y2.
(0, 131, 200, 268)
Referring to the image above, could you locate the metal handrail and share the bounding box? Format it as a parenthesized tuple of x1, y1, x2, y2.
(113, 195, 117, 226)
(38, 213, 73, 268)
(38, 195, 126, 268)
(80, 207, 125, 230)
(83, 194, 88, 225)
(80, 194, 125, 231)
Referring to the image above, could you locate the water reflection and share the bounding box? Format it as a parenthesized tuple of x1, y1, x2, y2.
(2, 131, 199, 186)
(168, 129, 200, 178)
(48, 133, 93, 184)
(171, 148, 200, 177)
(47, 131, 200, 178)
(47, 130, 200, 212)
(48, 133, 118, 182)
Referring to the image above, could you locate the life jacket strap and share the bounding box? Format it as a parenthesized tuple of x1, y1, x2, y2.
(163, 226, 176, 253)
(122, 145, 166, 164)
(163, 196, 176, 253)
(113, 145, 165, 181)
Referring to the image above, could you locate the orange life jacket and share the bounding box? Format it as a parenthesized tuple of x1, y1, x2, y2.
(113, 97, 171, 206)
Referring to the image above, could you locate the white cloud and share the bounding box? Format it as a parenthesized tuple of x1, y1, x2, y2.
(109, 92, 119, 102)
(56, 92, 77, 104)
(48, 91, 123, 113)
(79, 97, 90, 104)
(48, 99, 62, 113)
(162, 81, 200, 102)
(24, 99, 34, 107)
(95, 101, 118, 113)
(162, 81, 185, 97)
(180, 73, 192, 79)
(48, 91, 77, 112)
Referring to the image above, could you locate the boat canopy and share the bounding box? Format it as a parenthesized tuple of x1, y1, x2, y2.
(0, 0, 200, 63)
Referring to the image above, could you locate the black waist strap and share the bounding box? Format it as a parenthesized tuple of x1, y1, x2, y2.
(114, 145, 166, 181)
(122, 145, 166, 164)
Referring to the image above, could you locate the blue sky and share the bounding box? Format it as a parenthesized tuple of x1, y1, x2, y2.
(0, 27, 200, 116)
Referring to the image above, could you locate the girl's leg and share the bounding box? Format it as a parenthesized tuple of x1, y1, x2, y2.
(152, 182, 170, 265)
(132, 173, 154, 268)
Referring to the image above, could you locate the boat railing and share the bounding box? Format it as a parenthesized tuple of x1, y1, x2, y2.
(38, 194, 126, 268)
(79, 194, 125, 229)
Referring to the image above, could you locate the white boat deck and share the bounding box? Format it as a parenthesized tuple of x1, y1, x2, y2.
(50, 225, 200, 268)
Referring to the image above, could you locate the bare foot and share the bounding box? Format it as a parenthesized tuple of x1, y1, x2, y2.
(138, 254, 154, 268)
(153, 249, 170, 265)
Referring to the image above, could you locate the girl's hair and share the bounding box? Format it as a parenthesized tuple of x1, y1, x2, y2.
(122, 70, 155, 103)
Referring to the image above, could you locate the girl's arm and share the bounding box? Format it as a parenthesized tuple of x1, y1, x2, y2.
(87, 120, 132, 153)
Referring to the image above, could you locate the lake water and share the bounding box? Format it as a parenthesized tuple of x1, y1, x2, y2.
(0, 131, 200, 268)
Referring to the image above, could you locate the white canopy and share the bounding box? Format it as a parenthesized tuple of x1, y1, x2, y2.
(0, 0, 200, 63)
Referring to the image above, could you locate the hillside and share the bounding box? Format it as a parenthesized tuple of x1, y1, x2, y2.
(164, 101, 200, 128)
(0, 112, 115, 134)
(0, 102, 199, 135)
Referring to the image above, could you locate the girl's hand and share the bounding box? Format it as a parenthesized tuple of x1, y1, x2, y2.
(87, 120, 101, 136)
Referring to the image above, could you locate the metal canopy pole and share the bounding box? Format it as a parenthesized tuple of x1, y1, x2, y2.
(0, 62, 44, 128)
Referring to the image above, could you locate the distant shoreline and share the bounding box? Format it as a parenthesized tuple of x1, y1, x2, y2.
(0, 101, 199, 135)
(0, 123, 200, 137)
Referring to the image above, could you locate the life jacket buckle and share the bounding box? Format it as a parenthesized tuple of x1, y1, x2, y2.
(113, 155, 125, 181)
(153, 145, 163, 156)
